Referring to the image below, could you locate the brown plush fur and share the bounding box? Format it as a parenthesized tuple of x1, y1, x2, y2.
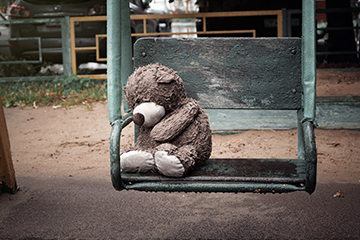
(123, 63, 212, 175)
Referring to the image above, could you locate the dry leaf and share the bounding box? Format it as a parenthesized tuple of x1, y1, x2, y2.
(333, 190, 344, 198)
(327, 142, 340, 147)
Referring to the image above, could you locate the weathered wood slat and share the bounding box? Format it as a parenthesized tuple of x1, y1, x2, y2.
(316, 101, 360, 129)
(206, 109, 298, 131)
(207, 99, 360, 131)
(134, 37, 302, 110)
(205, 95, 360, 131)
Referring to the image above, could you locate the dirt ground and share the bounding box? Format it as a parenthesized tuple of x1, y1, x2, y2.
(3, 69, 360, 185)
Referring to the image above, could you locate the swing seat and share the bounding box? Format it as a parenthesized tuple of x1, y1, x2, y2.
(110, 37, 317, 194)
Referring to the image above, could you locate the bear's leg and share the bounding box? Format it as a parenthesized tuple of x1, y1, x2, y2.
(120, 151, 155, 173)
(154, 143, 197, 177)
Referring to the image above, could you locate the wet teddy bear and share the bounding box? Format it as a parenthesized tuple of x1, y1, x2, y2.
(120, 63, 212, 177)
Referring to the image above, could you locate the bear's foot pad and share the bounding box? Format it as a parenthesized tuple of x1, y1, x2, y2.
(155, 151, 185, 177)
(121, 151, 155, 173)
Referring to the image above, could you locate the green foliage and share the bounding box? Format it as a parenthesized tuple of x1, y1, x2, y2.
(0, 55, 38, 77)
(316, 21, 328, 40)
(0, 54, 61, 77)
(0, 76, 107, 108)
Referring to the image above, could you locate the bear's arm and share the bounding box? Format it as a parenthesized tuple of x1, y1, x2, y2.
(151, 100, 199, 142)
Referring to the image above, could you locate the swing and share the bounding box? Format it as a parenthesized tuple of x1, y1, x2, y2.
(107, 0, 317, 194)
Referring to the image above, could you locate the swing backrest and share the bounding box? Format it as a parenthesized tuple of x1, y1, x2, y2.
(134, 37, 302, 111)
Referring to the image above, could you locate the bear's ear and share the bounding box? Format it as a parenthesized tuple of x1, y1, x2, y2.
(154, 64, 178, 83)
(155, 74, 175, 83)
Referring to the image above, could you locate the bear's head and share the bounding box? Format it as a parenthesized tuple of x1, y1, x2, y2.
(124, 63, 187, 128)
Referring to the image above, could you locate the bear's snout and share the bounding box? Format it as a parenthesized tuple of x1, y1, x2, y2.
(133, 102, 165, 128)
(133, 113, 145, 126)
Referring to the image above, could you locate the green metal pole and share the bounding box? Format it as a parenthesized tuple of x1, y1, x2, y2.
(301, 0, 317, 194)
(107, 0, 132, 122)
(107, 0, 123, 190)
(107, 0, 133, 191)
(120, 0, 133, 113)
(107, 0, 122, 124)
(61, 17, 72, 77)
(301, 0, 317, 123)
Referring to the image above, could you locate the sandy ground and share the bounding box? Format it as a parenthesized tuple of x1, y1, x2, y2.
(3, 69, 360, 185)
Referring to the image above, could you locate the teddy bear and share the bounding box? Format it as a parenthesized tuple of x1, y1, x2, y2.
(120, 63, 212, 177)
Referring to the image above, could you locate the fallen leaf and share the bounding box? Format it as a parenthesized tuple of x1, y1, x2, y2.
(327, 142, 340, 147)
(333, 190, 344, 198)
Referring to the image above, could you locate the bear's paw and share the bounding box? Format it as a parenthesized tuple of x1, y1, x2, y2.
(155, 151, 185, 177)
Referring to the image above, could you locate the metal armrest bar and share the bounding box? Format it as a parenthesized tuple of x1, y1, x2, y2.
(303, 121, 317, 194)
(110, 113, 133, 190)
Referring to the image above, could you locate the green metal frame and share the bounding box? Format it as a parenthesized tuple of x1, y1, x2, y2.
(0, 17, 72, 82)
(0, 37, 42, 64)
(107, 0, 317, 194)
(107, 0, 133, 190)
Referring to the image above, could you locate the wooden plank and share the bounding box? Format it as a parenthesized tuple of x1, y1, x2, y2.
(76, 74, 107, 80)
(316, 102, 360, 129)
(69, 16, 106, 22)
(206, 98, 360, 131)
(0, 101, 17, 194)
(134, 37, 302, 109)
(131, 29, 257, 37)
(129, 10, 283, 20)
(206, 109, 297, 131)
(96, 34, 107, 62)
(74, 46, 97, 51)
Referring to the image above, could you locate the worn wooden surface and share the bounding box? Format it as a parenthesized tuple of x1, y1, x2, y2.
(316, 96, 360, 129)
(207, 97, 360, 131)
(207, 109, 298, 131)
(134, 37, 302, 110)
(122, 158, 306, 185)
(0, 101, 17, 193)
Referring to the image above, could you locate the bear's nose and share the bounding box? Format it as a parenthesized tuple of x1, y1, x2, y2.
(133, 113, 145, 126)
